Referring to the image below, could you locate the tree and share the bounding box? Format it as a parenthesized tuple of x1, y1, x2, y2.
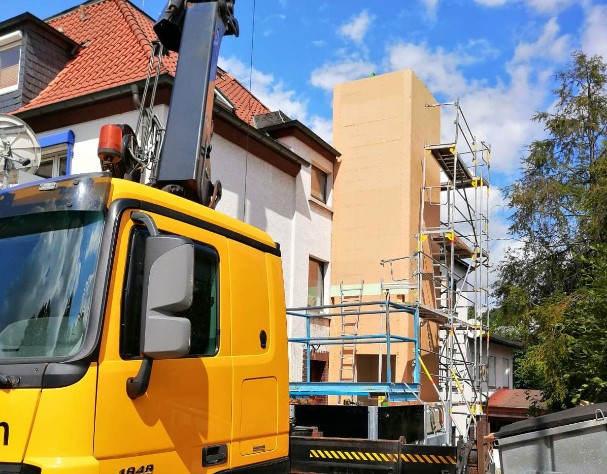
(495, 51, 607, 410)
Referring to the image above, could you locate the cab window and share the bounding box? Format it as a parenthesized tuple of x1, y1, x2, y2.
(120, 227, 219, 358)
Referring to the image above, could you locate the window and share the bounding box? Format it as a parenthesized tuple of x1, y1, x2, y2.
(311, 166, 328, 203)
(502, 358, 511, 388)
(37, 130, 75, 178)
(308, 257, 325, 307)
(37, 145, 68, 179)
(0, 31, 21, 93)
(121, 227, 219, 358)
(488, 356, 496, 388)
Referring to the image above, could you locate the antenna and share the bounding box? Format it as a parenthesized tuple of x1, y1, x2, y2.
(0, 114, 41, 189)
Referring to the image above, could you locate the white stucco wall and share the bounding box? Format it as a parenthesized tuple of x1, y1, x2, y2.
(35, 109, 333, 383)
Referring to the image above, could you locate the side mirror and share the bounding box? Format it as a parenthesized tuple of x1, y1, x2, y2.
(140, 234, 194, 359)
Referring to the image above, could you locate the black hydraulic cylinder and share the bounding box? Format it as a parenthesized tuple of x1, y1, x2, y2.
(154, 1, 232, 203)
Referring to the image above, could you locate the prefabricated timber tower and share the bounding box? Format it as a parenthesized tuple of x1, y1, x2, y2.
(288, 70, 491, 449)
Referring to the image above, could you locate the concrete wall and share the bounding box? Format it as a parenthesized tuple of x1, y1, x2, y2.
(331, 69, 442, 401)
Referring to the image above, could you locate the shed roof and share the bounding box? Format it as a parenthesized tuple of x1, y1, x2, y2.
(488, 388, 544, 410)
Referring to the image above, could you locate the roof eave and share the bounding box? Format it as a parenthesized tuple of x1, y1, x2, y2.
(215, 106, 310, 169)
(259, 119, 340, 158)
(15, 73, 174, 119)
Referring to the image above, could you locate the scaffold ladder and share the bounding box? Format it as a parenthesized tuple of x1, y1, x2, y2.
(338, 281, 364, 389)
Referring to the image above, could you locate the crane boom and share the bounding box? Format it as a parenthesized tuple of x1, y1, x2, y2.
(153, 0, 238, 206)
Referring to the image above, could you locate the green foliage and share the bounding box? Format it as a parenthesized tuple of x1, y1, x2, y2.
(495, 51, 607, 410)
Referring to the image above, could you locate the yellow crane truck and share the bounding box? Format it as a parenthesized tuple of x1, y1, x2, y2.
(0, 1, 463, 473)
(0, 1, 289, 472)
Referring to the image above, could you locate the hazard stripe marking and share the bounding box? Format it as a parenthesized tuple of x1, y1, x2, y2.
(306, 448, 455, 464)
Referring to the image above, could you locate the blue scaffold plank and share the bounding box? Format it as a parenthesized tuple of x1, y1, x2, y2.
(289, 382, 421, 401)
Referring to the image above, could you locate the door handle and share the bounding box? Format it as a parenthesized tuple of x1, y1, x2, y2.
(202, 444, 227, 466)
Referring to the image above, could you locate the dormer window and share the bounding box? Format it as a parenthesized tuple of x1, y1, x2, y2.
(0, 31, 21, 94)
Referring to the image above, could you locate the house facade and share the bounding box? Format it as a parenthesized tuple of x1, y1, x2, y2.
(0, 0, 338, 382)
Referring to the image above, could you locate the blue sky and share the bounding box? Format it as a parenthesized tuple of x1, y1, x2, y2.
(4, 0, 607, 264)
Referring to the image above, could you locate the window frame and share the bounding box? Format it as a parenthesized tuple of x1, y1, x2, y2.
(0, 30, 22, 95)
(120, 226, 221, 360)
(487, 355, 496, 389)
(308, 257, 325, 308)
(310, 165, 328, 203)
(37, 144, 68, 179)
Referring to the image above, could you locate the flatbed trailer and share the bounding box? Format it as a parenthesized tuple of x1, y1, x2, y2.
(290, 436, 457, 474)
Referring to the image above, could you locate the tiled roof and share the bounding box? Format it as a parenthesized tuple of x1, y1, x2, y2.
(217, 67, 269, 125)
(16, 0, 268, 125)
(488, 388, 544, 409)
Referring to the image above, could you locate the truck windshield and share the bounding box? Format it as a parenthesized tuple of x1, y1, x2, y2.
(0, 210, 104, 360)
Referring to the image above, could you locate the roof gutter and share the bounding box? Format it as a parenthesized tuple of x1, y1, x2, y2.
(15, 73, 308, 170)
(15, 73, 175, 120)
(259, 119, 340, 158)
(214, 105, 310, 169)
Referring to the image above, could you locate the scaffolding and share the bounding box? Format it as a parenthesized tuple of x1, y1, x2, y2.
(287, 100, 489, 446)
(288, 300, 421, 402)
(377, 101, 491, 442)
(420, 101, 491, 442)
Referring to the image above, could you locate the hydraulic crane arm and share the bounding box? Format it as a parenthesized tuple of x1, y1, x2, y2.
(153, 0, 238, 206)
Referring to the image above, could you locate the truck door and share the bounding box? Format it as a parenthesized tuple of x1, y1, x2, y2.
(94, 210, 232, 473)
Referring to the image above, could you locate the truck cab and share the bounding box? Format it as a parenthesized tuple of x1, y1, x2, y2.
(0, 173, 290, 473)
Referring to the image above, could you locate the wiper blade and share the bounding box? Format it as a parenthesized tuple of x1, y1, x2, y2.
(0, 373, 19, 388)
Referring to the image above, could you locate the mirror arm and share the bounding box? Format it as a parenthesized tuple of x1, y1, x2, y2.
(126, 357, 153, 399)
(126, 210, 158, 400)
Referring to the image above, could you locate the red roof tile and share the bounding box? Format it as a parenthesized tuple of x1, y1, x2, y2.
(217, 67, 269, 125)
(488, 388, 544, 409)
(16, 0, 267, 125)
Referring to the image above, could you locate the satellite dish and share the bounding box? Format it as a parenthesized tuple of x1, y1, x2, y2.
(0, 114, 41, 175)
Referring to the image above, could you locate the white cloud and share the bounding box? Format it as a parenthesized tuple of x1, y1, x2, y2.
(309, 116, 333, 144)
(512, 17, 570, 64)
(384, 15, 572, 177)
(475, 0, 508, 5)
(524, 0, 578, 14)
(310, 59, 377, 92)
(220, 56, 309, 121)
(219, 56, 335, 143)
(422, 0, 439, 19)
(582, 4, 607, 59)
(339, 10, 374, 44)
(387, 42, 470, 96)
(474, 0, 578, 14)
